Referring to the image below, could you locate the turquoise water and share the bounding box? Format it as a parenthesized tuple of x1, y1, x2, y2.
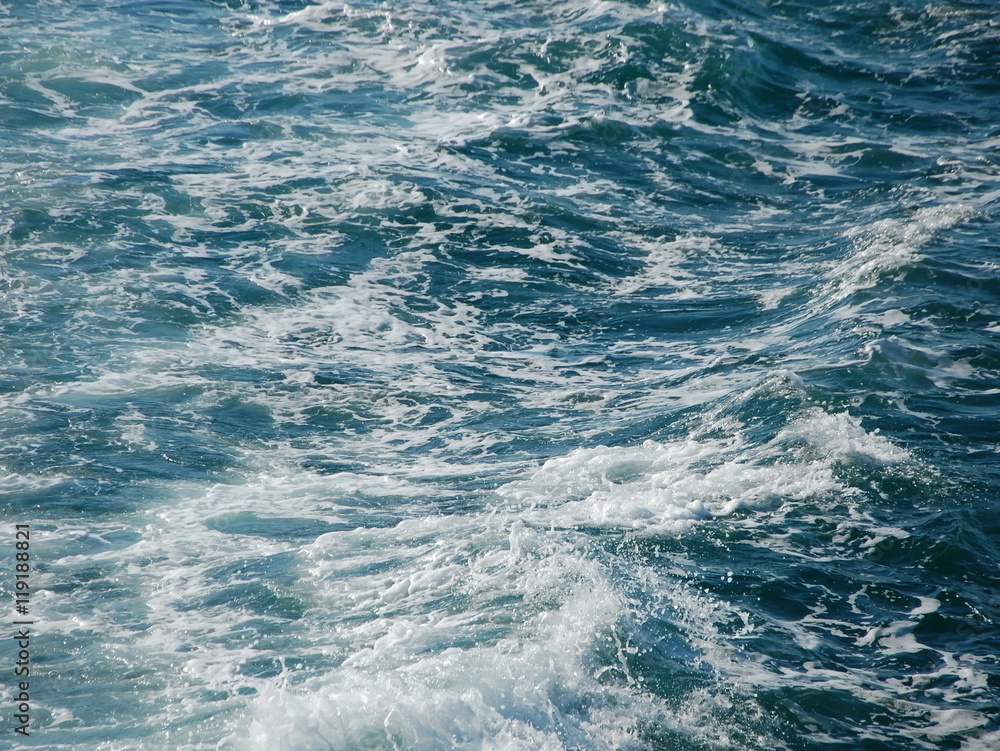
(2, 0, 999, 748)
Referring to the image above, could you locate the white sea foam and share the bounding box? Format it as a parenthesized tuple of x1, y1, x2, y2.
(226, 515, 645, 750)
(499, 404, 908, 534)
(823, 202, 976, 303)
(27, 366, 924, 749)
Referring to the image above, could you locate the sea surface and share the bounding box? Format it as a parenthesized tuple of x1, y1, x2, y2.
(2, 0, 999, 749)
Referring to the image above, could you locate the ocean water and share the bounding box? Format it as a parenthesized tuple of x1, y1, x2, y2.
(2, 0, 999, 748)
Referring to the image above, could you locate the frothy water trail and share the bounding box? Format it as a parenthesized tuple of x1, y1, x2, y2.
(2, 0, 999, 749)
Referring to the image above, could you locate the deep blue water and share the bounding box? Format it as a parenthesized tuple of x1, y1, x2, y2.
(2, 0, 999, 749)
